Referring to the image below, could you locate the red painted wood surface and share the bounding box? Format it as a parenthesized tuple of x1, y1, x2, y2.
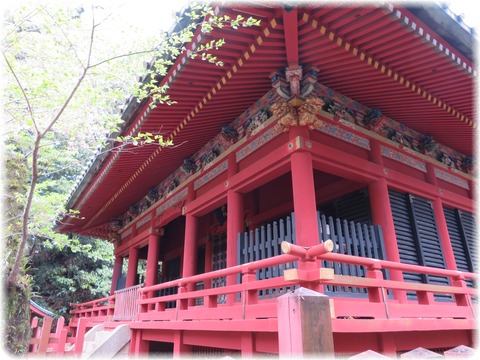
(28, 316, 72, 355)
(65, 243, 475, 356)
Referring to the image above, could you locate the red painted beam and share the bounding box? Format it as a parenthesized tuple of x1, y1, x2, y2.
(309, 141, 383, 182)
(332, 318, 475, 333)
(185, 137, 291, 216)
(282, 8, 299, 67)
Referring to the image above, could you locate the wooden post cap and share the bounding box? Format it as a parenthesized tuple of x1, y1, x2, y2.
(281, 241, 292, 254)
(324, 239, 334, 253)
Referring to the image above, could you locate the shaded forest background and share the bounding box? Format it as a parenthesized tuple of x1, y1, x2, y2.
(2, 0, 172, 352)
(2, 1, 259, 354)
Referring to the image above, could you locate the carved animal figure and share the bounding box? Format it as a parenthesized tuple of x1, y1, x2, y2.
(271, 100, 297, 132)
(182, 158, 198, 174)
(297, 97, 324, 129)
(363, 108, 383, 131)
(221, 125, 239, 143)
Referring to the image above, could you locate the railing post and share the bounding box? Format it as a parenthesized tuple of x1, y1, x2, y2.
(177, 284, 188, 315)
(108, 295, 115, 321)
(241, 268, 258, 320)
(366, 262, 390, 319)
(366, 262, 384, 303)
(417, 290, 435, 305)
(37, 316, 53, 354)
(74, 317, 88, 355)
(298, 258, 323, 292)
(139, 291, 149, 319)
(29, 317, 41, 353)
(452, 273, 471, 308)
(54, 317, 66, 355)
(277, 287, 334, 357)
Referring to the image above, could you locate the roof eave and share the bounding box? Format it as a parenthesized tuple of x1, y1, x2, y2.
(406, 3, 476, 63)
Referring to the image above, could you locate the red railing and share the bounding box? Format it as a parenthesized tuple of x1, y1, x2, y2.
(113, 284, 143, 321)
(70, 295, 115, 326)
(28, 316, 77, 355)
(136, 240, 476, 322)
(70, 240, 476, 325)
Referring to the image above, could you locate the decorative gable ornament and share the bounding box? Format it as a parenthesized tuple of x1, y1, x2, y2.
(270, 65, 324, 132)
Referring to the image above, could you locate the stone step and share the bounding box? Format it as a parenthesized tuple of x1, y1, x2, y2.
(94, 330, 113, 344)
(84, 324, 131, 358)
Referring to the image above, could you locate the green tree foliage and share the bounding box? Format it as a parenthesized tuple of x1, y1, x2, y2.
(2, 2, 160, 353)
(2, 1, 259, 354)
(29, 236, 114, 318)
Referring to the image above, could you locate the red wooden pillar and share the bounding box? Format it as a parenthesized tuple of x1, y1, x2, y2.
(145, 230, 161, 287)
(226, 153, 243, 304)
(289, 128, 322, 292)
(378, 333, 397, 357)
(241, 332, 255, 356)
(432, 199, 457, 269)
(426, 164, 457, 270)
(182, 183, 198, 306)
(182, 214, 198, 300)
(226, 190, 243, 304)
(145, 229, 162, 307)
(368, 178, 406, 302)
(129, 329, 149, 355)
(173, 331, 191, 357)
(289, 141, 320, 246)
(126, 247, 139, 288)
(110, 255, 123, 295)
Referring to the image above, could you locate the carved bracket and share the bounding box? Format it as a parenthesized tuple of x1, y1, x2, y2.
(270, 65, 323, 132)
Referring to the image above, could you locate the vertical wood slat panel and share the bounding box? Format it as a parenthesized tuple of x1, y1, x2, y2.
(237, 211, 387, 298)
(266, 224, 273, 279)
(272, 221, 280, 278)
(279, 219, 286, 273)
(260, 226, 266, 281)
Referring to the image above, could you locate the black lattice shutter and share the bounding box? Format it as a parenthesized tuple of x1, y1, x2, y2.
(409, 196, 449, 289)
(335, 189, 372, 225)
(444, 207, 471, 273)
(458, 211, 477, 271)
(444, 207, 475, 288)
(388, 190, 423, 285)
(389, 190, 451, 300)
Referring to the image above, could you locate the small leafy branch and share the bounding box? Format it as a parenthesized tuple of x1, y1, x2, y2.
(116, 132, 174, 147)
(3, 1, 260, 290)
(135, 4, 261, 109)
(62, 209, 85, 220)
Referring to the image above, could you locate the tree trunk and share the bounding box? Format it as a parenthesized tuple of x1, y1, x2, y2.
(5, 281, 31, 354)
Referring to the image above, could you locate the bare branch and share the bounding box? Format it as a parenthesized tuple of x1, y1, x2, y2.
(43, 7, 85, 69)
(89, 48, 160, 69)
(1, 6, 45, 42)
(2, 51, 39, 134)
(2, 217, 22, 226)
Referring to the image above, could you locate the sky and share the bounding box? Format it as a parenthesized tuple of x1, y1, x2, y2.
(101, 0, 479, 35)
(3, 1, 477, 35)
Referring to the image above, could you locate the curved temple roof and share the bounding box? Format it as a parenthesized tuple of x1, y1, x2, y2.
(30, 300, 54, 318)
(58, 3, 476, 239)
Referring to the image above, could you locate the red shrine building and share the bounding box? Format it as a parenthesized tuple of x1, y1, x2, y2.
(49, 2, 476, 357)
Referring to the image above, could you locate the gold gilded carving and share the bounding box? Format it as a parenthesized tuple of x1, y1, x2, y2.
(271, 96, 324, 132)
